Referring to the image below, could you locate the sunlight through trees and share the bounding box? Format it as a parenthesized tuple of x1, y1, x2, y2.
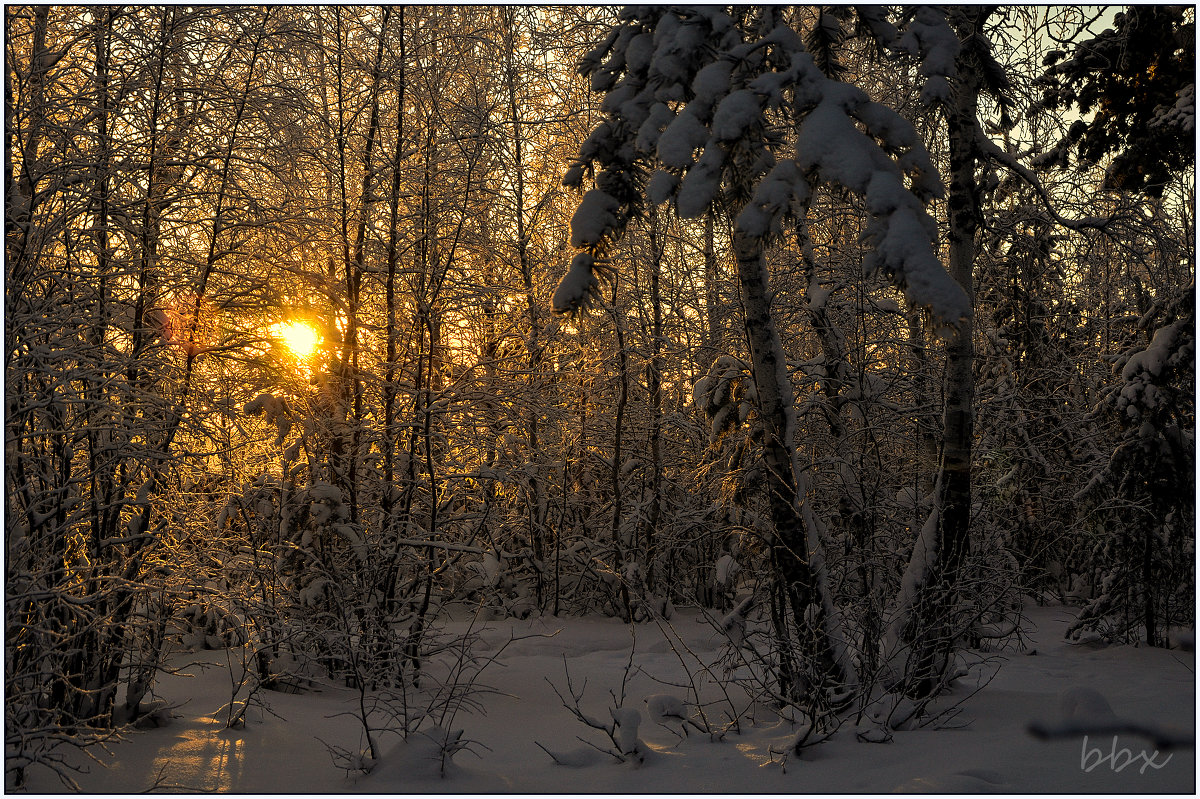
(5, 5, 1193, 790)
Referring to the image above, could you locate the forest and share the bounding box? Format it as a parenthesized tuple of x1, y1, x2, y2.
(4, 5, 1195, 793)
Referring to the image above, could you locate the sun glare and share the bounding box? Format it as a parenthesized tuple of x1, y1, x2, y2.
(272, 320, 320, 359)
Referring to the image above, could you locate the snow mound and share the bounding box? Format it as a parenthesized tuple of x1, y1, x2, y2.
(537, 745, 607, 768)
(610, 706, 642, 754)
(645, 694, 688, 724)
(366, 727, 467, 782)
(894, 768, 1010, 793)
(1028, 686, 1196, 749)
(1060, 686, 1118, 724)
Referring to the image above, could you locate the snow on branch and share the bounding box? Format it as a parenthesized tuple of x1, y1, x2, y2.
(896, 6, 960, 106)
(973, 124, 1110, 232)
(1151, 83, 1196, 135)
(551, 253, 601, 314)
(558, 6, 970, 327)
(569, 190, 622, 250)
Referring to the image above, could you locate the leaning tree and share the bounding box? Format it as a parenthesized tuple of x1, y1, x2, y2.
(553, 6, 971, 714)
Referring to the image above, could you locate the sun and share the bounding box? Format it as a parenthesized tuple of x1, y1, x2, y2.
(271, 320, 320, 359)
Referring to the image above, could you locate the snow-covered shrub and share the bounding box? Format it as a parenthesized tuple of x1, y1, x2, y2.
(1068, 285, 1195, 645)
(539, 642, 654, 766)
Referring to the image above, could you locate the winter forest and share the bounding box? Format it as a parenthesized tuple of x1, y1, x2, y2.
(4, 5, 1195, 794)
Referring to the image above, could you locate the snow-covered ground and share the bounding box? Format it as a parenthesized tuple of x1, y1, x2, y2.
(23, 602, 1194, 794)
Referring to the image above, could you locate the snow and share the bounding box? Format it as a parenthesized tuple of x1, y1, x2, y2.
(610, 706, 642, 754)
(898, 7, 960, 82)
(565, 5, 969, 327)
(796, 97, 890, 193)
(645, 694, 688, 724)
(1121, 319, 1187, 382)
(306, 481, 342, 504)
(717, 596, 755, 650)
(893, 768, 1010, 793)
(647, 13, 687, 88)
(883, 496, 941, 680)
(1152, 82, 1196, 133)
(920, 75, 952, 106)
(690, 60, 733, 107)
(656, 109, 708, 170)
(623, 32, 654, 73)
(709, 89, 761, 142)
(562, 162, 585, 188)
(634, 102, 675, 153)
(569, 189, 620, 249)
(865, 203, 971, 324)
(714, 553, 739, 588)
(674, 145, 724, 218)
(551, 253, 599, 314)
(736, 159, 803, 238)
(855, 7, 898, 51)
(25, 602, 1192, 794)
(645, 168, 679, 205)
(599, 83, 636, 116)
(577, 120, 615, 163)
(1029, 686, 1195, 750)
(580, 27, 620, 78)
(785, 82, 968, 323)
(1115, 318, 1192, 422)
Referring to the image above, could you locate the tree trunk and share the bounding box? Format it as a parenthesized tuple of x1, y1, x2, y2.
(891, 8, 983, 700)
(381, 6, 406, 614)
(700, 212, 721, 370)
(644, 207, 664, 592)
(6, 5, 50, 285)
(501, 8, 547, 606)
(732, 229, 853, 699)
(608, 301, 633, 622)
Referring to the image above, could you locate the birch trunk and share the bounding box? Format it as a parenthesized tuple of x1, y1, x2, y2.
(732, 230, 853, 699)
(889, 8, 983, 699)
